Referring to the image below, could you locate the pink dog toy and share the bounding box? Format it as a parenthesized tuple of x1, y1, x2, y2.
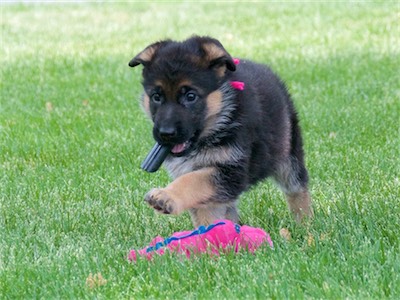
(128, 219, 273, 261)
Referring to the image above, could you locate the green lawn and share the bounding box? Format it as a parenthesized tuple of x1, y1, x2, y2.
(1, 2, 399, 299)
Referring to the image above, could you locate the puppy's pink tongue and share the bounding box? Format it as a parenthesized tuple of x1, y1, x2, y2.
(171, 143, 186, 154)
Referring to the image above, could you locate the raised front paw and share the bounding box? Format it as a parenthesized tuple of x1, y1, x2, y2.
(144, 188, 180, 215)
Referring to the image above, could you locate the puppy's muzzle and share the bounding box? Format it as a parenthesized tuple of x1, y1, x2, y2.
(153, 104, 186, 145)
(158, 126, 178, 143)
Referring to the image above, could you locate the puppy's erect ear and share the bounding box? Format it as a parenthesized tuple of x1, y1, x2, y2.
(200, 38, 236, 73)
(128, 40, 170, 68)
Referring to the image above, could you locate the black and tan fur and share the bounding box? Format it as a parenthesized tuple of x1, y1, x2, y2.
(129, 36, 313, 227)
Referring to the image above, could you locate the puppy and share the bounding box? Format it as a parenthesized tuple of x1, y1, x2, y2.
(129, 36, 313, 227)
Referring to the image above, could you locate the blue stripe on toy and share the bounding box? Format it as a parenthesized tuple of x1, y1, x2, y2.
(235, 224, 240, 234)
(145, 221, 230, 253)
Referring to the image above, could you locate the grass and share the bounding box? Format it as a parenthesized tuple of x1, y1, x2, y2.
(1, 1, 399, 299)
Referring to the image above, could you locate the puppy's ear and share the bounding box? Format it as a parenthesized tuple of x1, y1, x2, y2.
(128, 40, 170, 67)
(201, 39, 236, 73)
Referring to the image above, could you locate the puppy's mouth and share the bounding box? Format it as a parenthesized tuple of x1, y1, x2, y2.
(169, 131, 199, 157)
(171, 141, 191, 155)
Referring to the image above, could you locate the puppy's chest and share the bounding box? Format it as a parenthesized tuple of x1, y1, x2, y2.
(164, 149, 216, 179)
(164, 144, 244, 179)
(164, 156, 196, 179)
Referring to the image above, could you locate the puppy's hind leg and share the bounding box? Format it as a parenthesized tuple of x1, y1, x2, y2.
(274, 157, 313, 223)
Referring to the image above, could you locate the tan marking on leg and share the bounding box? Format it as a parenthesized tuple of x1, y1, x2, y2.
(189, 205, 227, 227)
(189, 202, 238, 227)
(286, 189, 314, 223)
(145, 167, 216, 215)
(165, 167, 215, 209)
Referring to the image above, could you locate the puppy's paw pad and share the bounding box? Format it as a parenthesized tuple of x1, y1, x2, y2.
(145, 189, 177, 215)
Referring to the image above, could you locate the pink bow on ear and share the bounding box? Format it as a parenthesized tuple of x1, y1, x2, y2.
(230, 81, 245, 90)
(230, 58, 245, 90)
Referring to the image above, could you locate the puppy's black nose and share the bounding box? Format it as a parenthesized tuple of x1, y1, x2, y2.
(158, 126, 177, 141)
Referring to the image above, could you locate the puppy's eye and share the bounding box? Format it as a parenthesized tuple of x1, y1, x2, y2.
(185, 92, 197, 103)
(151, 93, 162, 103)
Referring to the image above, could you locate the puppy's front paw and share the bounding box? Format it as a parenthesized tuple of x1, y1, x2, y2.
(144, 188, 180, 215)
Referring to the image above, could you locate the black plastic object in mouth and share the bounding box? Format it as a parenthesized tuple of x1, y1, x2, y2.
(141, 143, 172, 173)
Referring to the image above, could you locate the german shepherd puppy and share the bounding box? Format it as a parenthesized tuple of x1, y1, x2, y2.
(129, 36, 313, 227)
